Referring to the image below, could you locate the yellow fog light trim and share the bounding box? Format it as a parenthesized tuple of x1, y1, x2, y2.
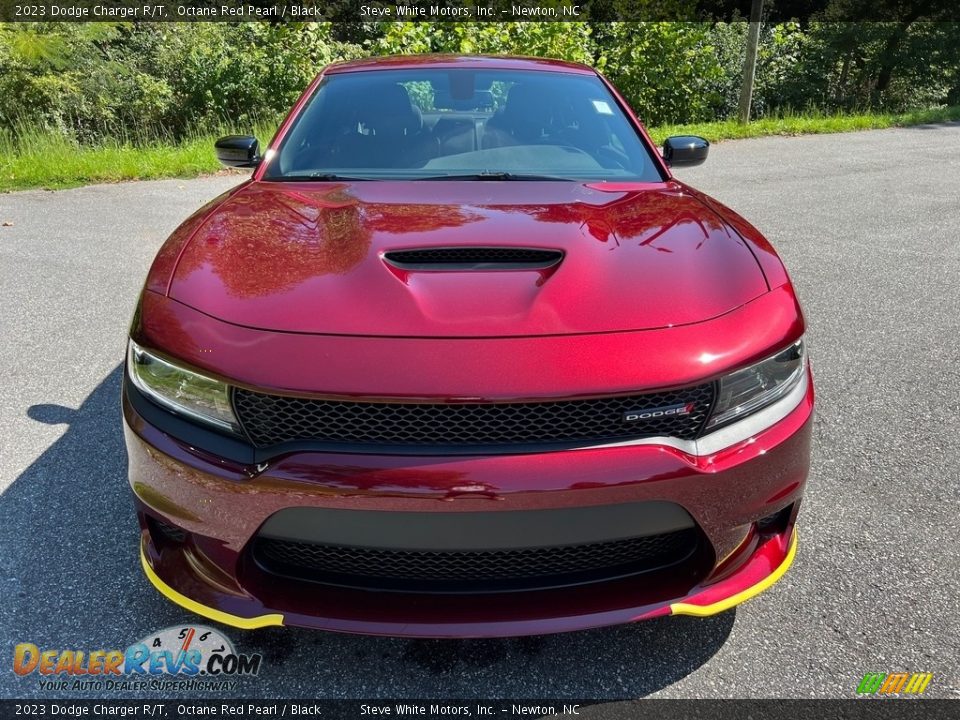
(670, 528, 797, 617)
(140, 546, 284, 630)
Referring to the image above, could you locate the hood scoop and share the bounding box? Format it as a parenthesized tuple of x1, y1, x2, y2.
(383, 247, 563, 271)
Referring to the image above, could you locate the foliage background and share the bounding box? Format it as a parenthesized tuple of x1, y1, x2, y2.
(1, 18, 959, 145)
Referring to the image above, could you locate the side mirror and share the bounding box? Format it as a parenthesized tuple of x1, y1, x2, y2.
(215, 135, 261, 168)
(662, 135, 709, 167)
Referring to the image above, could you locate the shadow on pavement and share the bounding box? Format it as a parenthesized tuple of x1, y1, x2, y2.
(1, 365, 733, 699)
(901, 119, 960, 130)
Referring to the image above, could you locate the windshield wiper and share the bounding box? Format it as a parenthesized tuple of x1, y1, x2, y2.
(271, 172, 573, 182)
(414, 172, 572, 181)
(270, 173, 377, 182)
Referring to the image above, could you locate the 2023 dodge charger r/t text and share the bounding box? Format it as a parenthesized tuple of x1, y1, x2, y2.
(124, 55, 813, 637)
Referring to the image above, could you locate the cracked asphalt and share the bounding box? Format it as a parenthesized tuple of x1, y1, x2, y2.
(1, 123, 958, 701)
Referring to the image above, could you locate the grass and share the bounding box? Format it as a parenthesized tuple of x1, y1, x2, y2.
(646, 105, 960, 145)
(2, 106, 959, 193)
(0, 121, 279, 193)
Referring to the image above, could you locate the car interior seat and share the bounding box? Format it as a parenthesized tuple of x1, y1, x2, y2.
(432, 117, 478, 157)
(336, 84, 438, 168)
(482, 85, 555, 149)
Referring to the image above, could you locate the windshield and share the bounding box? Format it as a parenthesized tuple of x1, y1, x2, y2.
(263, 68, 664, 182)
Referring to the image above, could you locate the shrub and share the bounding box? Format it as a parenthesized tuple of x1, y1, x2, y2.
(1, 19, 957, 147)
(592, 23, 725, 125)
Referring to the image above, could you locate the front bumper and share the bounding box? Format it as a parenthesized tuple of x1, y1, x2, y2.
(125, 370, 812, 638)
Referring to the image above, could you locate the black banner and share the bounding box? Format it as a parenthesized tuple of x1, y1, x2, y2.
(1, 700, 958, 720)
(1, 0, 960, 23)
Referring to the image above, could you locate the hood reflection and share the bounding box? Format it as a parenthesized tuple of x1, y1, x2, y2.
(168, 181, 767, 337)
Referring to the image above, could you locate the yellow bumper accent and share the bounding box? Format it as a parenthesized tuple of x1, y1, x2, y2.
(670, 528, 798, 617)
(140, 545, 284, 630)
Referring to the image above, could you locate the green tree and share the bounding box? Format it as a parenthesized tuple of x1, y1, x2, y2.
(0, 23, 173, 140)
(370, 21, 594, 63)
(592, 23, 724, 124)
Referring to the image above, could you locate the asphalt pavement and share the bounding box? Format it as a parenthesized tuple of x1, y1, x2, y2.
(1, 124, 958, 701)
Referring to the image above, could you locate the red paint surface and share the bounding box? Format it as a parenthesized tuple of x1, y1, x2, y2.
(164, 181, 768, 337)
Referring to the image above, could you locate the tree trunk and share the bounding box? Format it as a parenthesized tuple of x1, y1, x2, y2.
(873, 21, 915, 104)
(738, 0, 764, 124)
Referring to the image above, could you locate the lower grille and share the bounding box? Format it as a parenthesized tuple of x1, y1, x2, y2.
(233, 383, 715, 450)
(252, 528, 699, 593)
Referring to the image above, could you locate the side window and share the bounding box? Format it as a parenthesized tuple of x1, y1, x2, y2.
(489, 81, 512, 113)
(403, 81, 434, 113)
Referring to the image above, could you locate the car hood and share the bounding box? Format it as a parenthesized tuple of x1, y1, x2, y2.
(169, 180, 768, 337)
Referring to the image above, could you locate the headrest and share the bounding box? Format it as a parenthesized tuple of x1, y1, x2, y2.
(504, 85, 554, 118)
(363, 84, 423, 136)
(502, 85, 554, 141)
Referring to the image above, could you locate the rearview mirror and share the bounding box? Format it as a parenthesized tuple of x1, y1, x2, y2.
(215, 135, 261, 168)
(662, 136, 709, 167)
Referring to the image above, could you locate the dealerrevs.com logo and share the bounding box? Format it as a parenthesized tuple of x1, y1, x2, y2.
(12, 626, 262, 692)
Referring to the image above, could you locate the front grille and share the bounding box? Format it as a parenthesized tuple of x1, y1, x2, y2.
(384, 247, 562, 269)
(253, 528, 699, 593)
(233, 383, 715, 450)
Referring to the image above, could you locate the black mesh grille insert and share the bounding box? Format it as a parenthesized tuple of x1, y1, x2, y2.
(233, 383, 715, 450)
(253, 528, 699, 593)
(384, 247, 562, 268)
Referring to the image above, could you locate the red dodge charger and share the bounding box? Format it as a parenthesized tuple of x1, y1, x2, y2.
(124, 55, 813, 637)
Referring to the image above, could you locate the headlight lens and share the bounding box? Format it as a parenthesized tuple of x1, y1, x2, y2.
(127, 340, 238, 432)
(706, 339, 805, 430)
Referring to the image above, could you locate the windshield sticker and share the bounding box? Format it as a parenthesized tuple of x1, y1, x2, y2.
(592, 100, 614, 115)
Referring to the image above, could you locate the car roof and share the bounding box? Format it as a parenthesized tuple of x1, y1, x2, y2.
(323, 54, 597, 76)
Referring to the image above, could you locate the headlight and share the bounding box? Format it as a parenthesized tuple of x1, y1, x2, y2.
(706, 339, 806, 430)
(127, 340, 238, 432)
